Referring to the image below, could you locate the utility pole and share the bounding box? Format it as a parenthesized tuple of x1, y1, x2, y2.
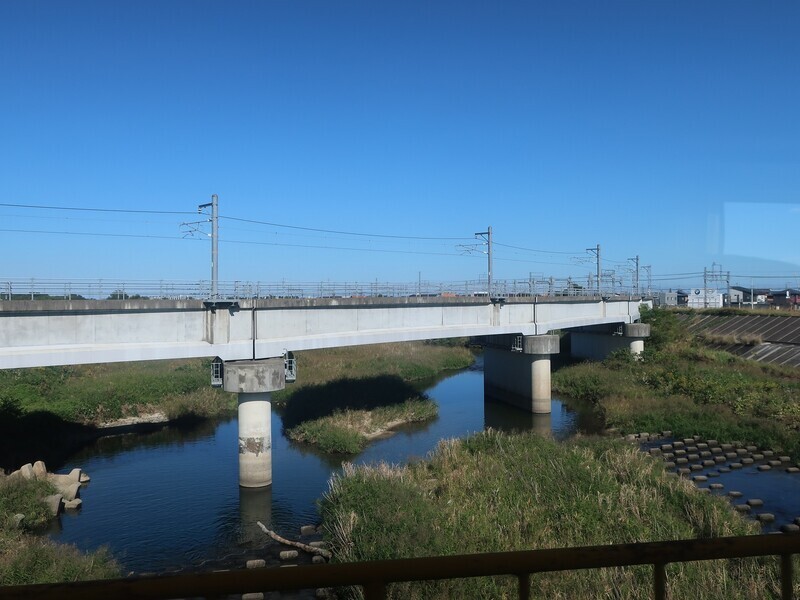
(642, 265, 652, 297)
(703, 267, 708, 308)
(198, 194, 219, 299)
(586, 244, 601, 296)
(475, 227, 493, 297)
(628, 255, 640, 296)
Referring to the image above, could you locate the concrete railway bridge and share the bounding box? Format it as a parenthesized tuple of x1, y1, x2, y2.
(0, 295, 650, 487)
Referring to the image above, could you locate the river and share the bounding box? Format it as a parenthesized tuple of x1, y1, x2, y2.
(45, 356, 600, 573)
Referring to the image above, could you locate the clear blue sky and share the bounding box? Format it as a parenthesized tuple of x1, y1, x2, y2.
(2, 1, 799, 291)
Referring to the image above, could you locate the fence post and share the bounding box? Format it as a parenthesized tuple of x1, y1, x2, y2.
(653, 563, 666, 600)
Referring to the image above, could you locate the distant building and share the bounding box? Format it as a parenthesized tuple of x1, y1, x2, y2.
(771, 289, 800, 309)
(656, 291, 678, 307)
(730, 286, 770, 307)
(686, 288, 723, 309)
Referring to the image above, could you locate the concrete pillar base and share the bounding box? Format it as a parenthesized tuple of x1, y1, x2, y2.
(571, 323, 651, 361)
(483, 335, 559, 414)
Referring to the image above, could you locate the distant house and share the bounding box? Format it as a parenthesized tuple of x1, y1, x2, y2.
(730, 286, 770, 307)
(771, 289, 800, 309)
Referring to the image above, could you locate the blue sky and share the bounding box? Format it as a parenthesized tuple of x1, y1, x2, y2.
(2, 1, 799, 291)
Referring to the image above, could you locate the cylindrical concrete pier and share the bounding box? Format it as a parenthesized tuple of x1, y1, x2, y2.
(223, 358, 286, 488)
(238, 392, 272, 488)
(531, 355, 552, 414)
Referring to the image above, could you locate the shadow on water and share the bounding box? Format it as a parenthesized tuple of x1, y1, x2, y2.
(0, 407, 96, 472)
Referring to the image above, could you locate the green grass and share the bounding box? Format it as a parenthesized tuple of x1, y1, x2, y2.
(321, 430, 772, 599)
(0, 476, 119, 585)
(0, 359, 227, 424)
(552, 307, 800, 457)
(288, 398, 438, 454)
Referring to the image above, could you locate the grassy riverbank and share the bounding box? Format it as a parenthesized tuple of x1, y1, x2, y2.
(278, 342, 473, 453)
(552, 307, 800, 457)
(0, 476, 118, 585)
(321, 430, 771, 599)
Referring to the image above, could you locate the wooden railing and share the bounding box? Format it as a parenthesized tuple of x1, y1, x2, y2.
(0, 534, 797, 600)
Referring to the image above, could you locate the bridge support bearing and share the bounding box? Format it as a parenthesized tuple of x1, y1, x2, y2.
(484, 335, 560, 414)
(570, 323, 651, 361)
(223, 358, 286, 488)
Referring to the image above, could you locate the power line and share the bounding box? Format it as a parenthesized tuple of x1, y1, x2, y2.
(219, 237, 478, 258)
(0, 202, 196, 215)
(493, 242, 584, 255)
(0, 228, 201, 242)
(219, 215, 473, 241)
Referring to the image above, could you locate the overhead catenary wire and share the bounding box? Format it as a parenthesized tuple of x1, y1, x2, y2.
(0, 202, 196, 215)
(219, 215, 474, 241)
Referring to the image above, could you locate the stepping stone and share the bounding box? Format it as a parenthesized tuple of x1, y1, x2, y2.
(690, 464, 703, 471)
(676, 458, 688, 464)
(664, 462, 676, 469)
(711, 447, 723, 455)
(675, 449, 687, 456)
(697, 443, 709, 449)
(714, 456, 727, 463)
(663, 453, 674, 460)
(746, 445, 757, 452)
(781, 524, 800, 534)
(752, 454, 764, 460)
(702, 460, 716, 467)
(700, 451, 712, 458)
(687, 447, 698, 454)
(769, 460, 782, 467)
(709, 483, 724, 489)
(725, 452, 738, 459)
(780, 456, 791, 462)
(728, 491, 743, 498)
(688, 454, 700, 461)
(661, 430, 672, 437)
(787, 467, 800, 474)
(747, 499, 764, 507)
(707, 440, 718, 446)
(649, 448, 662, 455)
(719, 467, 730, 473)
(707, 471, 720, 478)
(661, 444, 673, 452)
(720, 443, 732, 451)
(757, 513, 775, 523)
(730, 463, 743, 469)
(678, 468, 691, 475)
(693, 475, 708, 482)
(762, 450, 774, 457)
(741, 458, 754, 465)
(758, 465, 772, 471)
(736, 449, 749, 456)
(683, 438, 695, 445)
(735, 504, 751, 512)
(673, 441, 685, 449)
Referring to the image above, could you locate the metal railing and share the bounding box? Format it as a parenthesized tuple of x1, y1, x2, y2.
(0, 277, 646, 301)
(0, 534, 797, 600)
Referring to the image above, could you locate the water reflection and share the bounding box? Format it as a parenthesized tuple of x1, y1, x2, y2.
(238, 486, 272, 543)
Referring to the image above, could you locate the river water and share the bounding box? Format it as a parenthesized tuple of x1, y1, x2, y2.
(47, 357, 601, 574)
